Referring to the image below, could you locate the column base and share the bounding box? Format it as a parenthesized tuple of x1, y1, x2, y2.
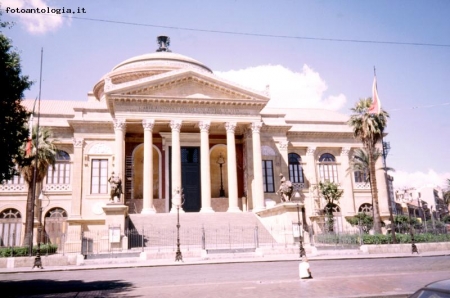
(227, 206, 242, 213)
(200, 207, 215, 213)
(141, 207, 156, 214)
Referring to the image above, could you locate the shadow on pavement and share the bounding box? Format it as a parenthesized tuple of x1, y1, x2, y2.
(0, 279, 138, 297)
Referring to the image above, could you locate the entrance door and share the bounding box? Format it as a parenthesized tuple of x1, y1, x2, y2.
(169, 147, 201, 212)
(181, 147, 201, 212)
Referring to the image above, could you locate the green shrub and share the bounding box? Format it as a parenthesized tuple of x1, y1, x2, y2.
(361, 233, 450, 245)
(0, 244, 58, 258)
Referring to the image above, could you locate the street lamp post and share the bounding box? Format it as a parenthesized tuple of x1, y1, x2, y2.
(296, 203, 306, 258)
(33, 188, 48, 269)
(173, 188, 184, 262)
(217, 153, 225, 197)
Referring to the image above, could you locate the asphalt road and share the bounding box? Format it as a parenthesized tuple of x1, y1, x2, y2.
(1, 256, 450, 297)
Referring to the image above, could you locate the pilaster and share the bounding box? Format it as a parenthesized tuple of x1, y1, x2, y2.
(70, 138, 84, 218)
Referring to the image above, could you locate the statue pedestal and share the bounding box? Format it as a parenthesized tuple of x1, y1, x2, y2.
(102, 204, 129, 250)
(255, 201, 309, 245)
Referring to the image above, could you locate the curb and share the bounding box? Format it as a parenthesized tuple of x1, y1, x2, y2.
(1, 251, 448, 274)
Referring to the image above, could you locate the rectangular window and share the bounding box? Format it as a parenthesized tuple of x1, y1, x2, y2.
(319, 164, 339, 183)
(289, 164, 304, 183)
(5, 174, 24, 185)
(47, 163, 71, 185)
(91, 159, 108, 194)
(262, 160, 275, 193)
(354, 171, 368, 183)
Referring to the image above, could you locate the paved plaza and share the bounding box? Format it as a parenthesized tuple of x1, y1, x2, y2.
(1, 253, 449, 297)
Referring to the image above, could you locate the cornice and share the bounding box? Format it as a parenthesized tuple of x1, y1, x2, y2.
(105, 68, 269, 101)
(287, 131, 355, 139)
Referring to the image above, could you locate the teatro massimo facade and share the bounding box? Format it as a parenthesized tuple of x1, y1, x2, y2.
(0, 37, 391, 247)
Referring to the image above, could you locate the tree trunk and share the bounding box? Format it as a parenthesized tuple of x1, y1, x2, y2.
(23, 184, 36, 247)
(368, 148, 382, 233)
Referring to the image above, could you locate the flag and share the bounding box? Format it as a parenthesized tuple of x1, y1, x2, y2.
(368, 76, 381, 114)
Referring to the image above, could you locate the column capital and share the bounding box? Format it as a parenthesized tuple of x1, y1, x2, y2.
(170, 120, 182, 132)
(341, 147, 351, 156)
(113, 119, 126, 131)
(72, 138, 84, 148)
(306, 147, 316, 156)
(251, 121, 263, 133)
(279, 140, 289, 151)
(142, 119, 155, 131)
(225, 122, 237, 133)
(199, 120, 211, 132)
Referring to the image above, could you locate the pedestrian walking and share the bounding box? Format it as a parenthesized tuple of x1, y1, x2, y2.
(299, 256, 312, 279)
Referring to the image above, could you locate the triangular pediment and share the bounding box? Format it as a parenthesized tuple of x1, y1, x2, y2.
(104, 69, 269, 102)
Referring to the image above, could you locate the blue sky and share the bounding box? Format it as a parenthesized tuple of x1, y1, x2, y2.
(1, 0, 449, 189)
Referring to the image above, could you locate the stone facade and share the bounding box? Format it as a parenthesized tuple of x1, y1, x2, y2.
(0, 40, 391, 248)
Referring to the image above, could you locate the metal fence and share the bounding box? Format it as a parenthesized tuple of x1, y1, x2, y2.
(2, 222, 449, 258)
(313, 223, 450, 247)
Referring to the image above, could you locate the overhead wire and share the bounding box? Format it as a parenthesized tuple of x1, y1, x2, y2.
(390, 102, 450, 111)
(1, 9, 450, 48)
(64, 15, 450, 48)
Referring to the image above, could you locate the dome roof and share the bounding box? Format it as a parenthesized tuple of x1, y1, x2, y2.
(93, 36, 212, 100)
(112, 51, 212, 73)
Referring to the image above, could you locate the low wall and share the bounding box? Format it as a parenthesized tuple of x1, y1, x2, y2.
(0, 254, 78, 268)
(361, 242, 450, 254)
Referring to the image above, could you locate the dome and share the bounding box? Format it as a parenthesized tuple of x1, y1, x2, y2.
(93, 36, 212, 100)
(112, 51, 212, 73)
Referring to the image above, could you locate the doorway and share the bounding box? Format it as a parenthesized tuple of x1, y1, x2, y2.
(169, 147, 201, 212)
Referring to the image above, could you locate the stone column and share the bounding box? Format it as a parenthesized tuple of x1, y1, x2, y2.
(225, 122, 240, 212)
(251, 122, 265, 212)
(340, 147, 355, 215)
(142, 119, 155, 214)
(70, 138, 84, 218)
(278, 139, 290, 188)
(113, 119, 126, 199)
(170, 120, 182, 212)
(199, 121, 214, 212)
(375, 149, 389, 217)
(304, 147, 319, 212)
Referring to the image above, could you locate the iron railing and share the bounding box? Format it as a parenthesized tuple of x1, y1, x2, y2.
(1, 222, 449, 257)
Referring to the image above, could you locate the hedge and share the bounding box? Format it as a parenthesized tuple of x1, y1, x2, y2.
(0, 244, 58, 258)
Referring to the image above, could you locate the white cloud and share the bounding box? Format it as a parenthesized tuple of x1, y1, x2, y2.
(215, 64, 347, 110)
(2, 0, 69, 34)
(391, 169, 450, 190)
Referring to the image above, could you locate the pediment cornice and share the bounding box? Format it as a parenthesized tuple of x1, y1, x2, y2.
(104, 68, 269, 101)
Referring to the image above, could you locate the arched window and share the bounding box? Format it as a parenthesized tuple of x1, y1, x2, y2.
(46, 150, 71, 185)
(44, 208, 67, 247)
(358, 203, 373, 214)
(318, 153, 338, 183)
(0, 208, 22, 247)
(288, 153, 304, 183)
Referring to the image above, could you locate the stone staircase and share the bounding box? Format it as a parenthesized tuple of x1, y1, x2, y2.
(127, 212, 275, 253)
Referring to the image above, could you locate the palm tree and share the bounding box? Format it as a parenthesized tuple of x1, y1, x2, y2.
(16, 126, 57, 246)
(347, 148, 395, 186)
(348, 98, 389, 234)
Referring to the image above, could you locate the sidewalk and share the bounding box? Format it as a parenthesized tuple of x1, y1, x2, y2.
(1, 250, 448, 274)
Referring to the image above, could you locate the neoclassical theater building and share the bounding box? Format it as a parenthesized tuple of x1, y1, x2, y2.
(0, 37, 391, 247)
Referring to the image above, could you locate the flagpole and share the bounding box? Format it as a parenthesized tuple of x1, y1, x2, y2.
(374, 68, 397, 244)
(31, 48, 44, 268)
